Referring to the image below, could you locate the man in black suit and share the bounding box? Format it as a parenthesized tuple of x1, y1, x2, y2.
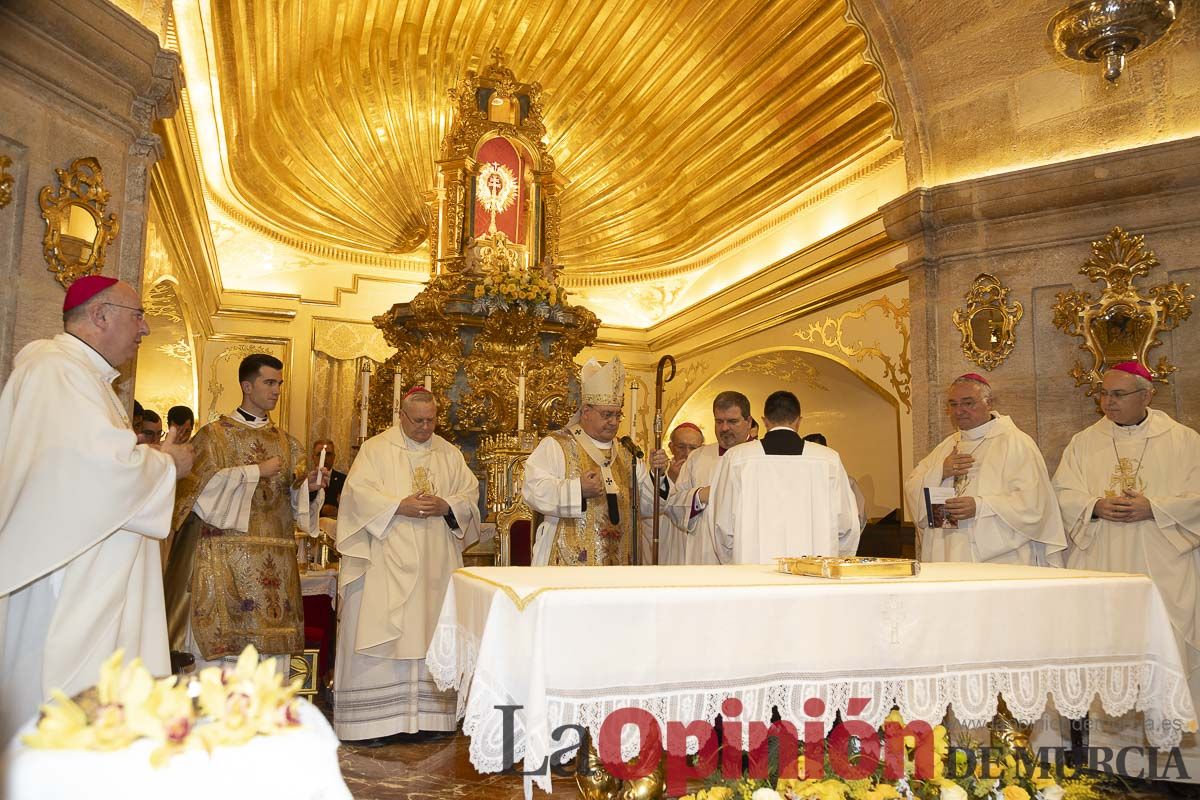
(310, 439, 347, 517)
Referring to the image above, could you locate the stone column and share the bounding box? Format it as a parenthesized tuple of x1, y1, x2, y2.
(0, 0, 181, 384)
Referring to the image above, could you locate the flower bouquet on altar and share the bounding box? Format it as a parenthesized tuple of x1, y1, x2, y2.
(677, 710, 1107, 800)
(22, 645, 302, 766)
(471, 266, 566, 319)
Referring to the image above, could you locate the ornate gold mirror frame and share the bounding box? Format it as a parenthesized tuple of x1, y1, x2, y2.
(952, 273, 1023, 371)
(0, 155, 13, 209)
(1053, 227, 1194, 394)
(38, 156, 119, 288)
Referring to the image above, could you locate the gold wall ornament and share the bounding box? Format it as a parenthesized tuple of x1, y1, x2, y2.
(952, 273, 1024, 371)
(1049, 0, 1183, 83)
(793, 296, 912, 410)
(1052, 226, 1194, 393)
(38, 157, 120, 288)
(0, 155, 13, 208)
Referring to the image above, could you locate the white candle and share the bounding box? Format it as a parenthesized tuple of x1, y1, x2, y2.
(424, 366, 432, 391)
(392, 368, 403, 428)
(629, 381, 638, 441)
(359, 365, 371, 440)
(317, 445, 327, 487)
(517, 368, 526, 432)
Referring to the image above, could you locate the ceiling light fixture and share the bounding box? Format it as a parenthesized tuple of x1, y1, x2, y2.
(1049, 0, 1182, 83)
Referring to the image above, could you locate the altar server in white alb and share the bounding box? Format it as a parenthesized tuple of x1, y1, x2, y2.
(712, 390, 860, 563)
(0, 276, 194, 743)
(1054, 361, 1200, 697)
(666, 391, 754, 565)
(522, 357, 668, 566)
(905, 373, 1067, 566)
(334, 387, 481, 740)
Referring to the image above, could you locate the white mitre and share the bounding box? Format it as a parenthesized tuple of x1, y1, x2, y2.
(580, 357, 625, 407)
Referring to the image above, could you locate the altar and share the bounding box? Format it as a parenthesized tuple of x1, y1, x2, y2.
(426, 562, 1197, 793)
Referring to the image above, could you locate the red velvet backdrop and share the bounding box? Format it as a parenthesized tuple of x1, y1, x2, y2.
(474, 136, 525, 244)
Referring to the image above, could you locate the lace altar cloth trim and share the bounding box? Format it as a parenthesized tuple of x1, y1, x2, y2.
(428, 622, 1194, 793)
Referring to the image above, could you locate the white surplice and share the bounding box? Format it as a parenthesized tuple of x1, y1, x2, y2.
(664, 443, 724, 565)
(522, 432, 662, 567)
(334, 428, 481, 739)
(0, 334, 177, 742)
(905, 414, 1067, 566)
(711, 434, 861, 563)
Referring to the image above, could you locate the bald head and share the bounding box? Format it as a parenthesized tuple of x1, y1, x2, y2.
(63, 281, 149, 367)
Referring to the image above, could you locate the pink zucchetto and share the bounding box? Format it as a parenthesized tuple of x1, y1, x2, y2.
(62, 275, 118, 312)
(1109, 361, 1154, 382)
(673, 422, 702, 436)
(957, 372, 990, 386)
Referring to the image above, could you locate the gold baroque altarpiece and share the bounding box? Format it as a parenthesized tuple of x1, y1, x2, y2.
(369, 52, 598, 488)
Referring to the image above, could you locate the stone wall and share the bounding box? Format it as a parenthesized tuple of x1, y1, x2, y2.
(883, 136, 1200, 471)
(0, 0, 179, 384)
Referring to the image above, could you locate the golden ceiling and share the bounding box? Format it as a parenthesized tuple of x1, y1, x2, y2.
(205, 0, 892, 282)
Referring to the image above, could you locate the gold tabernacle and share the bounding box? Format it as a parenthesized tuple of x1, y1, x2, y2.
(776, 556, 920, 579)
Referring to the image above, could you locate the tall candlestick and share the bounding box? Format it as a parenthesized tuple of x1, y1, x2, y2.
(392, 366, 403, 428)
(317, 444, 327, 487)
(424, 366, 432, 391)
(517, 365, 526, 432)
(359, 361, 371, 440)
(630, 381, 638, 441)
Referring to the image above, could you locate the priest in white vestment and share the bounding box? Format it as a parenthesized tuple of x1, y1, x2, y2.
(523, 358, 668, 566)
(666, 391, 754, 565)
(334, 388, 481, 740)
(0, 277, 194, 742)
(712, 390, 860, 563)
(905, 373, 1066, 566)
(1055, 362, 1200, 714)
(638, 422, 704, 564)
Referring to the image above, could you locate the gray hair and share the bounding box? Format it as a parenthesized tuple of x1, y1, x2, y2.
(951, 375, 993, 404)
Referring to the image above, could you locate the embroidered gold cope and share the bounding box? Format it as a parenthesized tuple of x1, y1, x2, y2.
(547, 429, 633, 566)
(164, 416, 308, 659)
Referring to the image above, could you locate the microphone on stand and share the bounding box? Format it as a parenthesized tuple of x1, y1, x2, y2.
(618, 435, 644, 459)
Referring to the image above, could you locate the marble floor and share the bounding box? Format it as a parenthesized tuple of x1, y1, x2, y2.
(334, 728, 1200, 800)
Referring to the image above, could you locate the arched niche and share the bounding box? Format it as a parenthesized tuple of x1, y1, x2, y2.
(134, 278, 199, 424)
(667, 346, 903, 523)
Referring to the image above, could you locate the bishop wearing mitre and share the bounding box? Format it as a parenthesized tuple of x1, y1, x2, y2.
(333, 387, 481, 740)
(711, 390, 860, 563)
(905, 373, 1066, 566)
(522, 357, 667, 566)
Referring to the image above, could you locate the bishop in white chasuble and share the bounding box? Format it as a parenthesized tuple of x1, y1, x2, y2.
(0, 278, 192, 742)
(1055, 363, 1200, 700)
(905, 374, 1067, 566)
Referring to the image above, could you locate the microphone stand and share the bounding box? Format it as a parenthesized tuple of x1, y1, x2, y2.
(620, 435, 644, 565)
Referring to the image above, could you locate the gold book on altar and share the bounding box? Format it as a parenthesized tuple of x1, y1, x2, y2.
(776, 556, 920, 579)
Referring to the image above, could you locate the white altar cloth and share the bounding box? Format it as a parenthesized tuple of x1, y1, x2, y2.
(426, 563, 1197, 792)
(1, 700, 351, 800)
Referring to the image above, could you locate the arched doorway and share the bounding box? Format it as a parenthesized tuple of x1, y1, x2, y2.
(133, 279, 198, 426)
(667, 347, 903, 523)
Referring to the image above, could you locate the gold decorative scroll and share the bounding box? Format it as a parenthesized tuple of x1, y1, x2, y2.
(952, 273, 1023, 371)
(1052, 227, 1194, 393)
(38, 157, 119, 288)
(0, 155, 13, 208)
(724, 352, 830, 391)
(793, 296, 912, 410)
